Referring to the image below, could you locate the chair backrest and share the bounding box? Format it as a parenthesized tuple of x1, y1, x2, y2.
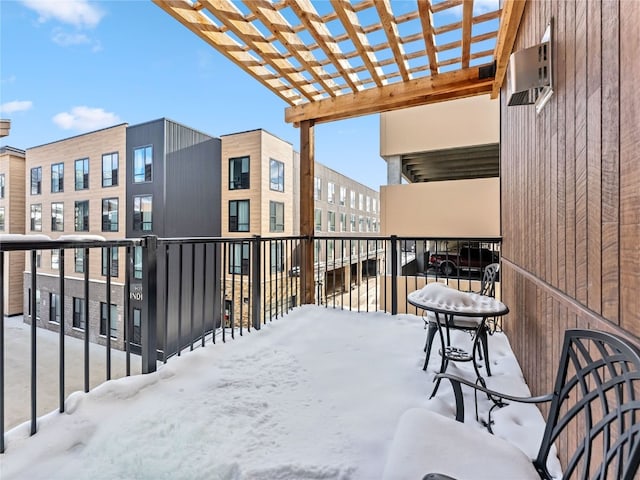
(534, 329, 640, 480)
(479, 263, 499, 297)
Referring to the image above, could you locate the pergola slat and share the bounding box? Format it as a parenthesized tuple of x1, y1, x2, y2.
(156, 0, 517, 122)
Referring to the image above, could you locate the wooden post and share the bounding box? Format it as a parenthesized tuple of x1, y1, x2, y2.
(300, 120, 315, 304)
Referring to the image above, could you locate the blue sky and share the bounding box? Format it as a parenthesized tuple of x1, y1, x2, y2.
(1, 0, 498, 190)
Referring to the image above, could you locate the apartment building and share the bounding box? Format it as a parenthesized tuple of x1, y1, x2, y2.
(220, 129, 380, 315)
(0, 146, 26, 315)
(22, 119, 222, 353)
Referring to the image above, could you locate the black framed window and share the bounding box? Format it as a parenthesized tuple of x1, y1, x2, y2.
(133, 146, 152, 183)
(100, 302, 117, 338)
(74, 248, 85, 273)
(340, 212, 347, 232)
(49, 293, 61, 324)
(51, 163, 64, 192)
(269, 201, 284, 232)
(102, 247, 119, 277)
(74, 200, 89, 231)
(229, 242, 249, 275)
(51, 202, 64, 231)
(0, 207, 4, 231)
(229, 200, 249, 232)
(315, 208, 322, 231)
(102, 198, 118, 232)
(229, 156, 249, 190)
(30, 204, 42, 231)
(314, 177, 321, 200)
(327, 211, 336, 232)
(133, 246, 143, 279)
(270, 240, 284, 273)
(30, 167, 42, 195)
(75, 158, 89, 190)
(73, 297, 85, 330)
(0, 173, 4, 198)
(133, 195, 152, 231)
(102, 152, 118, 187)
(132, 308, 141, 345)
(269, 159, 284, 192)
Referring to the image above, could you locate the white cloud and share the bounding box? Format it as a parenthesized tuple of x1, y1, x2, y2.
(52, 106, 121, 132)
(474, 0, 499, 15)
(21, 0, 105, 29)
(52, 29, 90, 46)
(0, 100, 33, 114)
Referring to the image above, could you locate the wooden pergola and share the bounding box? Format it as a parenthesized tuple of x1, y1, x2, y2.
(153, 0, 526, 302)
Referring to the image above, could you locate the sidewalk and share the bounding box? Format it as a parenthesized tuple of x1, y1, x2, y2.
(4, 316, 141, 430)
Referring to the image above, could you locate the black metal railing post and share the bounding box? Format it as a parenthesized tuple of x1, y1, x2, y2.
(252, 235, 261, 330)
(391, 235, 398, 315)
(141, 235, 158, 374)
(0, 251, 4, 453)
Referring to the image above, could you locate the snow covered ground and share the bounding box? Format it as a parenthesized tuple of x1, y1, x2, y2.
(2, 305, 560, 479)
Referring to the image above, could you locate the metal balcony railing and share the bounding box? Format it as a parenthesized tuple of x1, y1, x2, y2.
(0, 234, 500, 453)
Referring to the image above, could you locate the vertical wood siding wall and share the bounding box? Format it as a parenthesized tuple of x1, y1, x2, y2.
(500, 0, 640, 462)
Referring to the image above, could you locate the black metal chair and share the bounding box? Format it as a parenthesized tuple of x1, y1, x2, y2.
(432, 329, 640, 480)
(422, 263, 500, 373)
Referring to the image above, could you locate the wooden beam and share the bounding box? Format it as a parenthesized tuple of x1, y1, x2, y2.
(285, 67, 493, 124)
(287, 0, 361, 93)
(331, 0, 385, 87)
(374, 0, 411, 81)
(417, 0, 439, 75)
(245, 0, 340, 97)
(491, 0, 526, 98)
(461, 0, 473, 68)
(299, 120, 315, 305)
(152, 0, 301, 105)
(199, 0, 320, 102)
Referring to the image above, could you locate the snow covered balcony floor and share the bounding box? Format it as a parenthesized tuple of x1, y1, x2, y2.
(3, 306, 558, 479)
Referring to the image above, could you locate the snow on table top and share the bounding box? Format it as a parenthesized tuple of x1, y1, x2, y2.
(408, 282, 508, 315)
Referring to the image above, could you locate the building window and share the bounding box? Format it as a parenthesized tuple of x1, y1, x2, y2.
(269, 201, 284, 232)
(0, 173, 4, 198)
(102, 198, 118, 232)
(49, 293, 61, 324)
(350, 214, 356, 232)
(133, 195, 152, 232)
(30, 167, 42, 195)
(339, 186, 346, 206)
(366, 196, 371, 212)
(36, 250, 42, 268)
(229, 156, 249, 190)
(359, 215, 364, 232)
(51, 163, 64, 192)
(51, 249, 60, 270)
(132, 308, 141, 345)
(0, 207, 4, 231)
(102, 152, 119, 187)
(269, 159, 284, 192)
(372, 198, 377, 213)
(102, 247, 119, 277)
(327, 182, 335, 203)
(229, 242, 249, 275)
(34, 289, 41, 319)
(359, 193, 364, 211)
(30, 204, 42, 231)
(314, 177, 321, 200)
(270, 240, 284, 273)
(75, 248, 85, 273)
(327, 211, 336, 232)
(339, 212, 346, 232)
(100, 302, 118, 338)
(73, 297, 85, 330)
(229, 200, 249, 232)
(350, 191, 356, 209)
(133, 146, 153, 183)
(51, 202, 64, 231)
(75, 158, 89, 190)
(133, 246, 142, 279)
(74, 200, 89, 231)
(314, 208, 322, 231)
(327, 240, 334, 260)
